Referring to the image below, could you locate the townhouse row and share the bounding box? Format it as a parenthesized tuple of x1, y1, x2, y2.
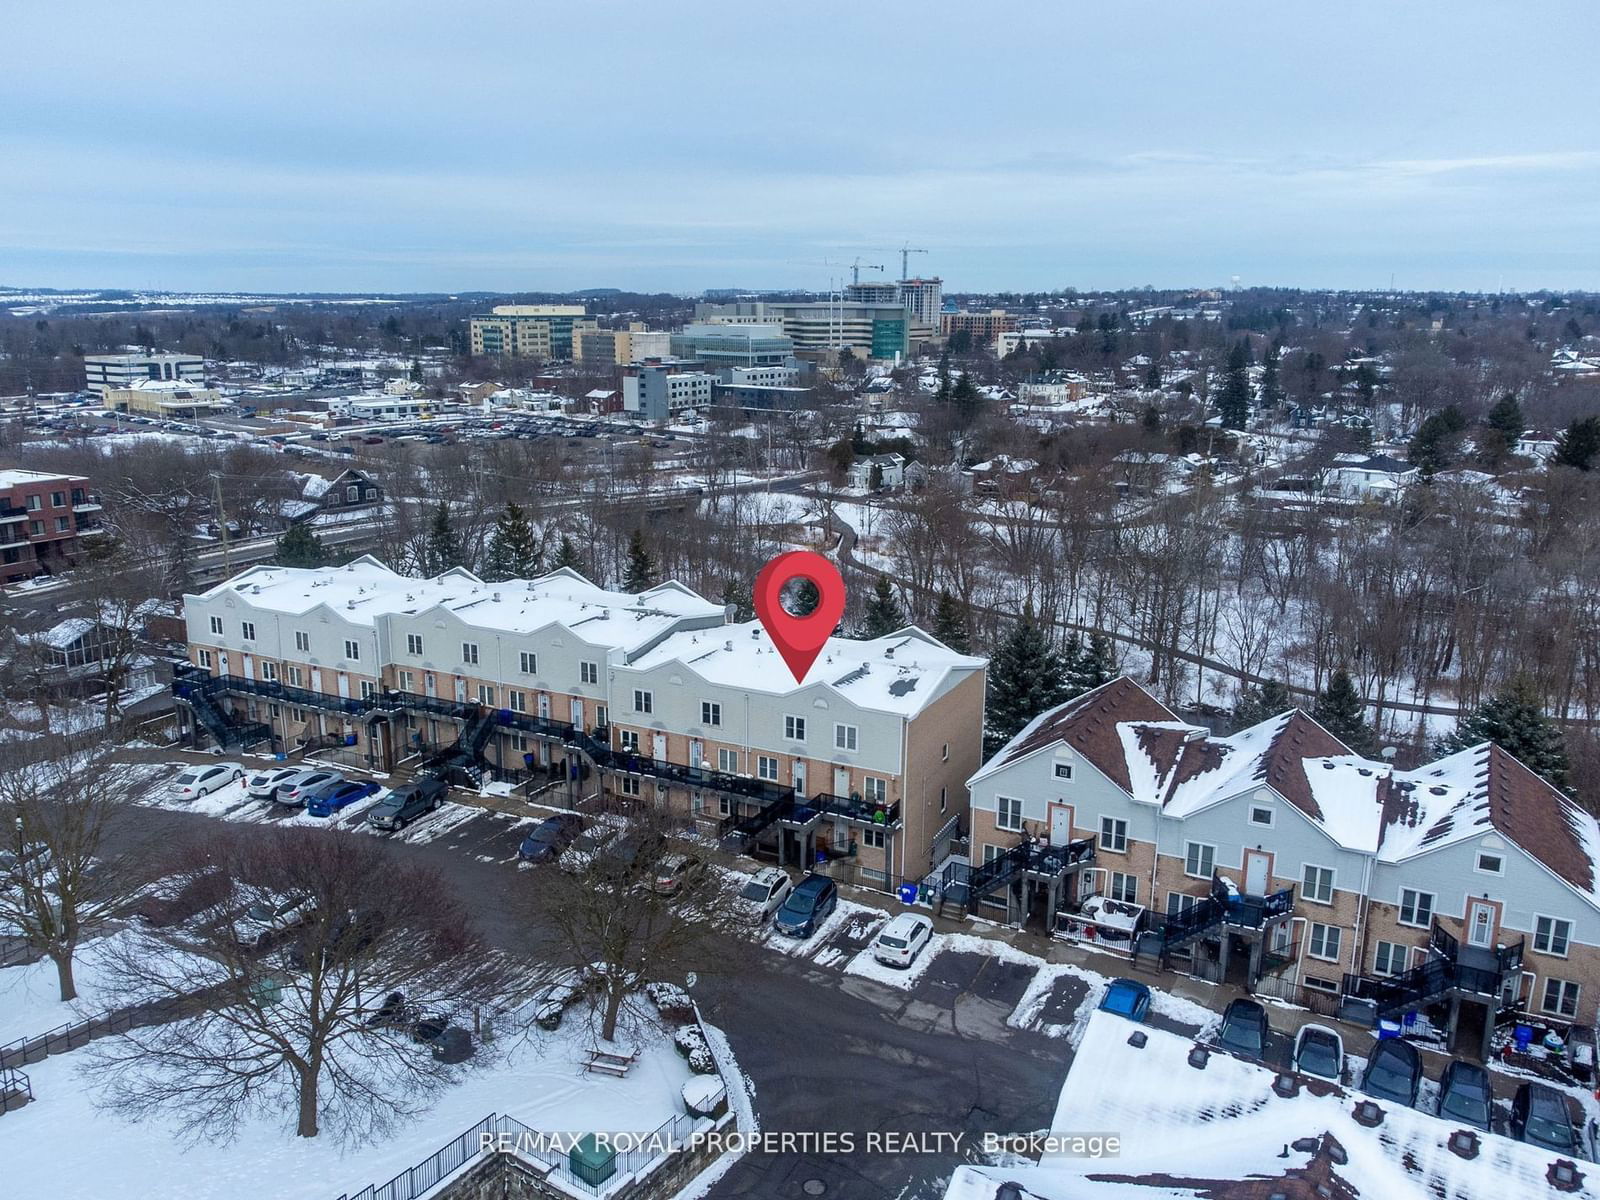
(966, 678, 1600, 1059)
(178, 556, 986, 891)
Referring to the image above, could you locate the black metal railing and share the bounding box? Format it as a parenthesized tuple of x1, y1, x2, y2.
(805, 792, 904, 827)
(0, 1065, 32, 1113)
(967, 835, 1096, 901)
(1224, 885, 1296, 929)
(1340, 933, 1526, 1019)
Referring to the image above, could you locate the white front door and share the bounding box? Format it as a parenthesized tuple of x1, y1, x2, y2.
(241, 654, 254, 679)
(1467, 900, 1496, 948)
(219, 652, 230, 675)
(1243, 850, 1270, 896)
(336, 673, 350, 700)
(690, 739, 703, 768)
(833, 766, 851, 796)
(538, 693, 551, 719)
(310, 667, 321, 692)
(1049, 803, 1073, 846)
(652, 733, 667, 762)
(571, 698, 584, 727)
(793, 760, 806, 795)
(453, 677, 467, 703)
(424, 672, 436, 698)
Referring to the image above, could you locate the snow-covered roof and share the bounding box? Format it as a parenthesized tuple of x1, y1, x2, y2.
(188, 557, 727, 654)
(624, 622, 985, 717)
(0, 469, 87, 489)
(947, 1009, 1594, 1200)
(27, 617, 98, 649)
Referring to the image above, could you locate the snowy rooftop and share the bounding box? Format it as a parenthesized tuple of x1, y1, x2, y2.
(189, 557, 727, 653)
(0, 468, 87, 489)
(625, 621, 985, 716)
(946, 1009, 1594, 1200)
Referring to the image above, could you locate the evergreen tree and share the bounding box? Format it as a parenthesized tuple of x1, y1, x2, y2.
(950, 373, 984, 428)
(984, 604, 1067, 754)
(1232, 678, 1294, 728)
(1439, 679, 1571, 791)
(1485, 392, 1523, 445)
(1312, 669, 1375, 754)
(1142, 403, 1162, 434)
(622, 529, 658, 593)
(1553, 416, 1600, 472)
(552, 535, 585, 575)
(718, 580, 755, 623)
(422, 502, 459, 575)
(1408, 405, 1467, 477)
(1144, 362, 1162, 389)
(1260, 341, 1283, 407)
(274, 522, 325, 568)
(1071, 633, 1117, 692)
(1217, 340, 1251, 430)
(856, 576, 905, 638)
(930, 590, 971, 653)
(482, 502, 541, 582)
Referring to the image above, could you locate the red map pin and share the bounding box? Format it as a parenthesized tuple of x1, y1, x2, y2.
(752, 550, 847, 684)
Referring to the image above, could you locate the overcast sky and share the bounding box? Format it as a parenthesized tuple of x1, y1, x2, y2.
(4, 1, 1597, 295)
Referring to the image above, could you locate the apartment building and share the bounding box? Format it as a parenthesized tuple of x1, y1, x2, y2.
(965, 677, 1600, 1059)
(82, 350, 204, 398)
(175, 559, 987, 890)
(469, 306, 598, 359)
(941, 309, 1015, 341)
(0, 469, 102, 585)
(621, 362, 715, 422)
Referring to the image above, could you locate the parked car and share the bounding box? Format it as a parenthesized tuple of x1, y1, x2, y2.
(232, 895, 316, 948)
(273, 769, 344, 807)
(517, 813, 584, 862)
(559, 826, 617, 872)
(170, 762, 245, 800)
(532, 969, 586, 1030)
(773, 874, 838, 938)
(1437, 1061, 1494, 1131)
(1362, 1038, 1422, 1108)
(1510, 1082, 1578, 1153)
(871, 913, 935, 968)
(736, 868, 793, 924)
(366, 778, 449, 831)
(1097, 978, 1151, 1023)
(1217, 999, 1269, 1060)
(245, 766, 302, 801)
(304, 779, 380, 818)
(132, 870, 230, 928)
(652, 853, 704, 895)
(1293, 1024, 1345, 1082)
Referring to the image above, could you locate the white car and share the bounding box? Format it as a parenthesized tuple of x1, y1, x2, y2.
(1293, 1022, 1346, 1082)
(736, 868, 792, 923)
(245, 766, 302, 800)
(872, 913, 934, 968)
(171, 762, 245, 800)
(232, 895, 317, 948)
(273, 769, 344, 807)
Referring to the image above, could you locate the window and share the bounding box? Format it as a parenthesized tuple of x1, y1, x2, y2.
(477, 685, 496, 706)
(718, 796, 733, 817)
(1398, 888, 1434, 928)
(289, 707, 305, 722)
(595, 704, 607, 728)
(834, 723, 859, 751)
(940, 786, 947, 814)
(209, 615, 224, 635)
(718, 748, 739, 773)
(295, 630, 310, 653)
(260, 661, 277, 681)
(863, 827, 885, 850)
(1308, 923, 1342, 962)
(1475, 851, 1504, 875)
(197, 649, 213, 669)
(346, 485, 359, 503)
(580, 661, 599, 685)
(1302, 865, 1335, 905)
(1184, 842, 1215, 879)
(701, 701, 722, 726)
(1535, 916, 1573, 958)
(633, 689, 652, 714)
(240, 621, 256, 641)
(407, 634, 424, 656)
(343, 639, 361, 661)
(996, 796, 1023, 832)
(287, 665, 304, 688)
(1100, 817, 1128, 853)
(51, 491, 65, 507)
(1304, 977, 1339, 994)
(757, 756, 779, 781)
(864, 777, 886, 805)
(55, 516, 70, 532)
(1373, 941, 1407, 977)
(25, 494, 40, 510)
(398, 670, 414, 692)
(1110, 872, 1138, 903)
(360, 681, 376, 700)
(1167, 892, 1197, 917)
(983, 844, 1003, 864)
(1249, 804, 1274, 827)
(509, 690, 526, 713)
(784, 715, 806, 741)
(619, 730, 640, 753)
(1054, 763, 1073, 780)
(1543, 978, 1581, 1018)
(519, 651, 537, 674)
(619, 775, 641, 797)
(462, 642, 479, 666)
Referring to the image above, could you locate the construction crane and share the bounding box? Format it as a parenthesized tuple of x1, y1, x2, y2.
(849, 257, 884, 285)
(895, 243, 929, 280)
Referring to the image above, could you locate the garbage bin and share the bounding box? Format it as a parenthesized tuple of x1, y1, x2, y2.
(1377, 1019, 1402, 1040)
(569, 1134, 617, 1187)
(1514, 1024, 1535, 1053)
(897, 883, 919, 905)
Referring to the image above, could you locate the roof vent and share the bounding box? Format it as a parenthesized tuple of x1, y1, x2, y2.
(1358, 767, 1372, 777)
(1447, 1130, 1480, 1160)
(1549, 1160, 1585, 1193)
(724, 641, 733, 652)
(1352, 1099, 1384, 1128)
(1430, 785, 1447, 796)
(492, 592, 500, 602)
(1126, 1031, 1148, 1049)
(1322, 761, 1335, 770)
(1187, 1047, 1209, 1070)
(1273, 1073, 1300, 1098)
(1291, 1137, 1319, 1154)
(750, 628, 760, 640)
(885, 647, 895, 659)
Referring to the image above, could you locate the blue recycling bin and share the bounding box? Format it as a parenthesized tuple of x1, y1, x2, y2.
(897, 883, 918, 905)
(1377, 1019, 1402, 1040)
(1402, 1010, 1418, 1028)
(1514, 1024, 1535, 1052)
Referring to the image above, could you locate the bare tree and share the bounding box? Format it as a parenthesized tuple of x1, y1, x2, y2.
(90, 826, 504, 1140)
(0, 742, 148, 1001)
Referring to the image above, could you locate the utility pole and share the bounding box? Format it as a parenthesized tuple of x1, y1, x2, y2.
(212, 472, 233, 579)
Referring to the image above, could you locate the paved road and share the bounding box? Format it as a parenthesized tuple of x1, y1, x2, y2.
(105, 782, 1084, 1200)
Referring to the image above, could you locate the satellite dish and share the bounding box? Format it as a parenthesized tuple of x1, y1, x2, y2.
(1380, 746, 1398, 761)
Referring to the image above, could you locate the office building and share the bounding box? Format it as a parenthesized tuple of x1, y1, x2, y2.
(83, 351, 204, 398)
(669, 324, 795, 371)
(942, 309, 1016, 342)
(0, 469, 102, 585)
(622, 362, 716, 421)
(104, 378, 230, 418)
(469, 305, 598, 359)
(575, 327, 672, 369)
(898, 277, 944, 328)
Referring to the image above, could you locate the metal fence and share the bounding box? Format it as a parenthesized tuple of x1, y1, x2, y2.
(0, 1065, 32, 1113)
(335, 1115, 496, 1200)
(0, 1006, 140, 1072)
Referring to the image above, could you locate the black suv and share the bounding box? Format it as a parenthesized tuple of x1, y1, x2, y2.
(1362, 1038, 1422, 1108)
(365, 778, 449, 831)
(1216, 998, 1269, 1060)
(1511, 1082, 1578, 1153)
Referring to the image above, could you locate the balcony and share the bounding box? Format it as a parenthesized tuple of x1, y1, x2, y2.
(1339, 920, 1526, 1021)
(803, 791, 903, 828)
(0, 507, 27, 525)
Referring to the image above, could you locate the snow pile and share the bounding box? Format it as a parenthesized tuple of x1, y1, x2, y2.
(842, 932, 947, 990)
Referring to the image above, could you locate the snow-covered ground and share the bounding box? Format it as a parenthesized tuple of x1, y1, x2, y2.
(0, 928, 178, 1044)
(842, 931, 947, 990)
(762, 898, 883, 961)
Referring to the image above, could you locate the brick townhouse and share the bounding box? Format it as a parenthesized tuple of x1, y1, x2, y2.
(175, 557, 986, 890)
(965, 676, 1600, 1060)
(0, 468, 103, 585)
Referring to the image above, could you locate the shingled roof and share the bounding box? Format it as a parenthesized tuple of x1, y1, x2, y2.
(974, 677, 1179, 790)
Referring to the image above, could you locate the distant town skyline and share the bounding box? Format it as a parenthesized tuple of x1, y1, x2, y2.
(4, 1, 1597, 295)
